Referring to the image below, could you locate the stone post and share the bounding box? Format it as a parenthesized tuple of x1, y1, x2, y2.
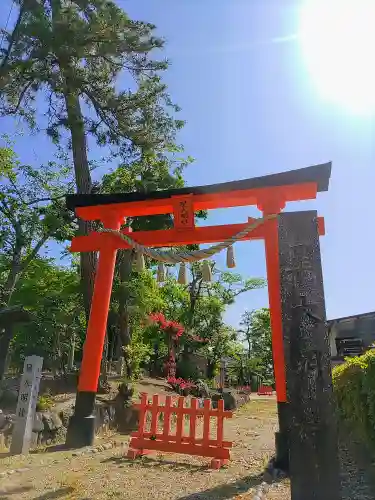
(278, 211, 340, 500)
(10, 355, 43, 455)
(116, 357, 125, 376)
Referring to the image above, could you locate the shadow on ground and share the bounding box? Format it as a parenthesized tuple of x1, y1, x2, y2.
(30, 444, 68, 454)
(0, 485, 33, 498)
(32, 486, 75, 499)
(101, 455, 208, 473)
(174, 471, 283, 500)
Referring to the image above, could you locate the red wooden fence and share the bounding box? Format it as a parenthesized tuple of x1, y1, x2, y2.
(127, 393, 233, 469)
(257, 385, 273, 396)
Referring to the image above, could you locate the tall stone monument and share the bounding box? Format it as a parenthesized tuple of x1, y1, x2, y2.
(278, 211, 340, 500)
(10, 355, 43, 455)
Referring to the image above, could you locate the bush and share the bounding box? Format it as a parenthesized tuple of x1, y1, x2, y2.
(36, 393, 54, 411)
(176, 359, 202, 381)
(167, 377, 196, 396)
(116, 379, 134, 408)
(124, 339, 153, 381)
(333, 349, 375, 446)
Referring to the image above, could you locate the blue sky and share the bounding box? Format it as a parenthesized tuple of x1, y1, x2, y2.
(1, 0, 374, 326)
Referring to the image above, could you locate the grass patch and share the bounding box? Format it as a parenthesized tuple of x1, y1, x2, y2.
(236, 399, 277, 418)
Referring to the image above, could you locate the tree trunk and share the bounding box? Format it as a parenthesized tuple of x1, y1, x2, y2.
(51, 0, 96, 322)
(207, 360, 216, 380)
(106, 315, 117, 364)
(52, 329, 61, 377)
(0, 229, 23, 307)
(151, 343, 160, 377)
(0, 325, 13, 381)
(108, 327, 115, 368)
(166, 335, 176, 379)
(67, 333, 75, 371)
(247, 339, 251, 359)
(64, 88, 96, 321)
(118, 250, 134, 378)
(101, 332, 109, 373)
(181, 277, 203, 362)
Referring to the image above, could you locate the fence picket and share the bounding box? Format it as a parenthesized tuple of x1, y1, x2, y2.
(216, 399, 224, 447)
(175, 396, 184, 444)
(189, 398, 197, 444)
(163, 396, 172, 437)
(150, 394, 159, 435)
(202, 399, 211, 449)
(137, 393, 148, 436)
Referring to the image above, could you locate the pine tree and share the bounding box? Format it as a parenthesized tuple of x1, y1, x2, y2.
(0, 0, 184, 317)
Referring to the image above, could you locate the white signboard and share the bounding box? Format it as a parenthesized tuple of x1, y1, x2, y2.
(10, 355, 43, 455)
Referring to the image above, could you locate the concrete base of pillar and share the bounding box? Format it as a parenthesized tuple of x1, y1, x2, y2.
(65, 391, 96, 448)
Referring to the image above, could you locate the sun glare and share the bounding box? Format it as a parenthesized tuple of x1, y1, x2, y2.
(299, 0, 375, 115)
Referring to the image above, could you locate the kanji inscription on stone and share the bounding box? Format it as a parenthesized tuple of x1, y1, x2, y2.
(278, 211, 340, 500)
(10, 355, 43, 455)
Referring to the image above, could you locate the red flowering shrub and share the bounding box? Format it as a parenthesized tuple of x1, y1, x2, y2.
(149, 313, 184, 339)
(167, 377, 196, 395)
(149, 313, 210, 344)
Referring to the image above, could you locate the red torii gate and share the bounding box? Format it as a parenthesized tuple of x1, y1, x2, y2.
(64, 163, 330, 450)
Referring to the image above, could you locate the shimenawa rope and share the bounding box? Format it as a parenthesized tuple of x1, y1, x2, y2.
(99, 214, 277, 265)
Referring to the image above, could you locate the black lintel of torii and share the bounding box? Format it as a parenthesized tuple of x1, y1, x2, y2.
(66, 162, 332, 210)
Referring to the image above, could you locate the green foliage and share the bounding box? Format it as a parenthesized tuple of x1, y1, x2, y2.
(333, 350, 375, 447)
(210, 271, 265, 306)
(176, 358, 202, 381)
(124, 329, 153, 380)
(0, 1, 183, 158)
(0, 143, 74, 304)
(0, 144, 17, 178)
(133, 267, 265, 382)
(7, 256, 84, 368)
(101, 151, 189, 198)
(235, 308, 273, 383)
(36, 393, 54, 411)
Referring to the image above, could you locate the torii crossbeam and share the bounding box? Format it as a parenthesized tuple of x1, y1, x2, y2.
(65, 162, 331, 449)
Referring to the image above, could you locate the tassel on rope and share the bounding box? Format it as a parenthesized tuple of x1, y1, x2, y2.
(178, 262, 188, 285)
(157, 262, 165, 282)
(226, 245, 236, 268)
(202, 260, 212, 282)
(135, 252, 145, 272)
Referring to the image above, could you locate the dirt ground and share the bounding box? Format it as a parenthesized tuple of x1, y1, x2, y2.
(0, 397, 291, 500)
(2, 378, 375, 500)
